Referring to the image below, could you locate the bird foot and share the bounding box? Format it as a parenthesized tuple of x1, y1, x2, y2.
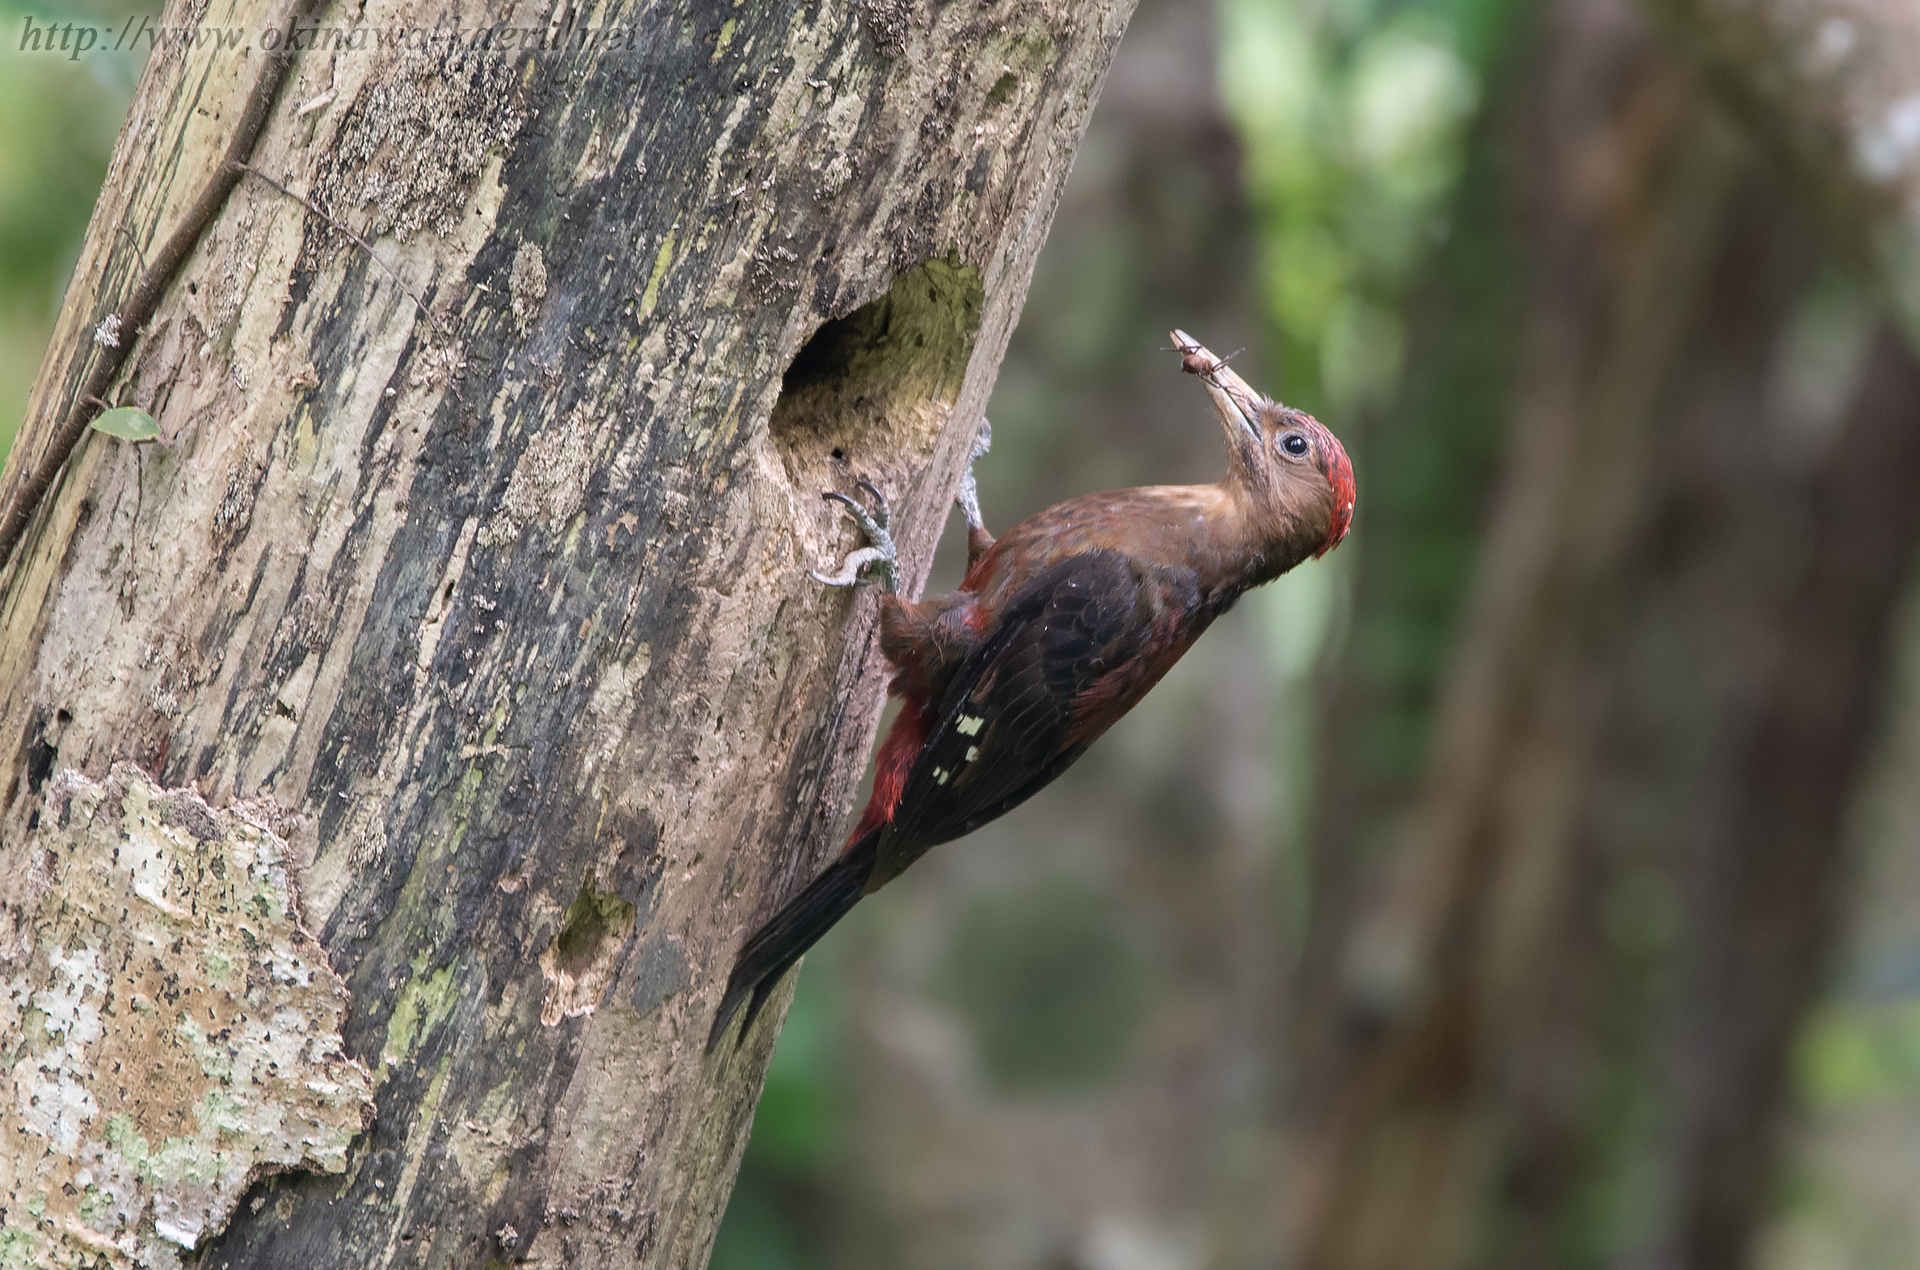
(809, 480, 899, 593)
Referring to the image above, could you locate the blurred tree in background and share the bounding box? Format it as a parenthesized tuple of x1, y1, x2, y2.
(10, 0, 1920, 1267)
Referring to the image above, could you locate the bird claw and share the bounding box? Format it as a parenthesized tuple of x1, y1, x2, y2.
(810, 482, 899, 593)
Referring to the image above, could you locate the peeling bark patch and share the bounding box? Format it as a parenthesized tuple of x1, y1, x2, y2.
(539, 881, 638, 1026)
(859, 0, 912, 57)
(312, 43, 527, 248)
(0, 767, 374, 1268)
(209, 458, 266, 558)
(509, 242, 548, 333)
(477, 407, 598, 548)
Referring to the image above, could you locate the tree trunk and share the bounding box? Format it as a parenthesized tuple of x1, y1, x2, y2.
(1637, 0, 1920, 340)
(1288, 0, 1920, 1264)
(0, 1, 1136, 1267)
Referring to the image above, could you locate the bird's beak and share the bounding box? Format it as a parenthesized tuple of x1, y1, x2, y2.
(1170, 329, 1264, 455)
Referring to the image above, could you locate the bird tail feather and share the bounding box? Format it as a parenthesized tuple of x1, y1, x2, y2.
(706, 829, 878, 1053)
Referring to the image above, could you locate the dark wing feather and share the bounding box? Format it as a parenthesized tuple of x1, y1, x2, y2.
(868, 550, 1173, 890)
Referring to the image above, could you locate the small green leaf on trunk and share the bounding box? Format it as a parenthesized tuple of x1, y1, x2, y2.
(90, 407, 160, 442)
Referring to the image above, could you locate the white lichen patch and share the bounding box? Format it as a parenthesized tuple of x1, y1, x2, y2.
(0, 766, 375, 1268)
(476, 406, 600, 547)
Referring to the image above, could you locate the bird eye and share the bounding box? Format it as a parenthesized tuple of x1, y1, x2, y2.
(1280, 432, 1309, 458)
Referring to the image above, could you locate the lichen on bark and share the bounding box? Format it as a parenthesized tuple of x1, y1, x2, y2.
(0, 766, 373, 1269)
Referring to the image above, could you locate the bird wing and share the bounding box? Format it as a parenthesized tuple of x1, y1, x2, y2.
(868, 549, 1190, 890)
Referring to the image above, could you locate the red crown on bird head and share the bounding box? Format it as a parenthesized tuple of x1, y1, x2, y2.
(1298, 413, 1354, 558)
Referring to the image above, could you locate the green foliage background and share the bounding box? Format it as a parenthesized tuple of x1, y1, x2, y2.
(0, 0, 144, 462)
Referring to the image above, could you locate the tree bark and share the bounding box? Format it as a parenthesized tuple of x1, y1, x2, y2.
(0, 1, 1135, 1267)
(1638, 0, 1920, 340)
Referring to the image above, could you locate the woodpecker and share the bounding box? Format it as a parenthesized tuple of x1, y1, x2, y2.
(708, 331, 1356, 1051)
